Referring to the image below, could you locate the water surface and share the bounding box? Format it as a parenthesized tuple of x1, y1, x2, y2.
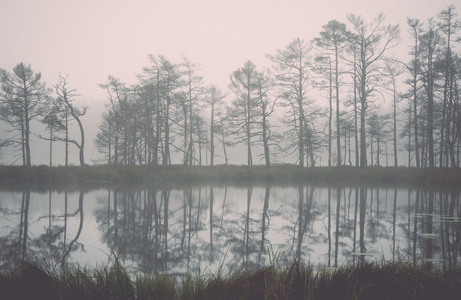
(1, 184, 459, 274)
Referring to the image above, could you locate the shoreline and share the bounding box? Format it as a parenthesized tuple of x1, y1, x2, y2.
(0, 165, 460, 187)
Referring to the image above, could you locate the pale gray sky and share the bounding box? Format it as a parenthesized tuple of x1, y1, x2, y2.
(0, 0, 458, 165)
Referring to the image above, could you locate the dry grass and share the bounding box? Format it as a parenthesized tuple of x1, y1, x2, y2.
(1, 260, 461, 299)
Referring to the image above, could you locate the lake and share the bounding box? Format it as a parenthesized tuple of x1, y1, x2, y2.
(0, 183, 459, 275)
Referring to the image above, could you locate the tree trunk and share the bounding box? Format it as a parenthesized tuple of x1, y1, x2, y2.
(335, 46, 341, 166)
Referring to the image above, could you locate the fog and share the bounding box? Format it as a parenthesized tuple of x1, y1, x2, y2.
(0, 0, 458, 166)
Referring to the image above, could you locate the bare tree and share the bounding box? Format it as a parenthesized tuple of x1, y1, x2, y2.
(228, 60, 259, 166)
(94, 110, 114, 164)
(41, 103, 65, 167)
(383, 61, 404, 167)
(405, 18, 424, 168)
(313, 20, 353, 166)
(206, 85, 227, 166)
(55, 74, 88, 166)
(419, 19, 442, 168)
(99, 76, 129, 165)
(347, 13, 400, 167)
(255, 71, 276, 167)
(180, 55, 203, 165)
(438, 5, 461, 167)
(267, 38, 313, 167)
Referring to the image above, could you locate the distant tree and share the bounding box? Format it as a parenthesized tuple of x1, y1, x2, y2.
(141, 56, 182, 166)
(348, 41, 361, 167)
(139, 57, 163, 166)
(0, 63, 51, 166)
(193, 114, 208, 166)
(313, 20, 353, 166)
(340, 115, 355, 165)
(94, 110, 114, 164)
(267, 38, 313, 167)
(367, 112, 391, 166)
(404, 18, 424, 168)
(437, 5, 461, 167)
(215, 109, 232, 165)
(41, 104, 65, 167)
(55, 74, 88, 166)
(419, 19, 442, 168)
(180, 55, 203, 165)
(99, 75, 129, 165)
(255, 70, 278, 167)
(312, 55, 334, 166)
(158, 57, 182, 166)
(228, 60, 259, 166)
(347, 13, 400, 167)
(205, 85, 227, 166)
(399, 96, 414, 167)
(383, 61, 404, 167)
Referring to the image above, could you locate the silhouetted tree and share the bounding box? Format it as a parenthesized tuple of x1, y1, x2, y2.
(404, 18, 424, 168)
(0, 63, 51, 166)
(206, 85, 227, 166)
(228, 60, 259, 166)
(347, 14, 400, 167)
(314, 20, 353, 166)
(438, 5, 461, 167)
(41, 105, 65, 167)
(55, 74, 88, 166)
(419, 19, 442, 168)
(267, 38, 313, 167)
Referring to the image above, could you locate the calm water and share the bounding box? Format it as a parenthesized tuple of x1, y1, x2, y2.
(1, 184, 460, 274)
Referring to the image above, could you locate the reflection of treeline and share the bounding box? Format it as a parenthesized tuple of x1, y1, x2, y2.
(0, 190, 85, 271)
(94, 186, 461, 276)
(1, 260, 461, 299)
(1, 165, 461, 187)
(1, 184, 460, 283)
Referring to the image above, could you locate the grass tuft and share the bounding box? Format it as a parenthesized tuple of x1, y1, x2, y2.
(1, 259, 461, 299)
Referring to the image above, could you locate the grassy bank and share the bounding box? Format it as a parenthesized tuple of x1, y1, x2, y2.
(0, 164, 460, 188)
(1, 260, 460, 299)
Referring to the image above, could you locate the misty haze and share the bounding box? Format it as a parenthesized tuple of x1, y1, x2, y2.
(1, 1, 461, 299)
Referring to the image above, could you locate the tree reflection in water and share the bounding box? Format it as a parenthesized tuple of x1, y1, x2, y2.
(0, 185, 460, 275)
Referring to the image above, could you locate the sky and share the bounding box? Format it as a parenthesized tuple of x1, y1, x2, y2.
(0, 0, 458, 165)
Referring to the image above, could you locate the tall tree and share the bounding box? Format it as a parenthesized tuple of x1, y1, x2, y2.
(405, 18, 424, 168)
(419, 19, 442, 168)
(55, 74, 88, 166)
(438, 5, 461, 167)
(267, 38, 313, 167)
(41, 104, 64, 167)
(206, 85, 226, 166)
(99, 76, 128, 165)
(254, 70, 278, 167)
(156, 56, 181, 166)
(383, 61, 404, 167)
(180, 55, 203, 165)
(367, 111, 391, 166)
(347, 13, 400, 167)
(228, 60, 259, 166)
(94, 110, 114, 164)
(140, 55, 164, 166)
(0, 63, 50, 166)
(313, 20, 352, 166)
(312, 55, 334, 166)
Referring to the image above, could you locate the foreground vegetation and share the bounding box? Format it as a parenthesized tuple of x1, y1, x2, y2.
(1, 260, 460, 300)
(0, 165, 460, 189)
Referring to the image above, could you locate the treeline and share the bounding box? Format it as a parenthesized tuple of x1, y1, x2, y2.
(1, 6, 461, 168)
(0, 69, 87, 166)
